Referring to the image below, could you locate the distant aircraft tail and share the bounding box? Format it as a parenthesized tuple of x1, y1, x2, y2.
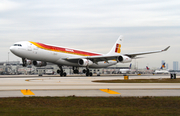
(160, 63, 166, 69)
(129, 64, 132, 69)
(146, 66, 150, 70)
(107, 35, 123, 55)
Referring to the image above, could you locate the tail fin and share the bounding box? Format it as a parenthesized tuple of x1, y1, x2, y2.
(146, 66, 150, 70)
(160, 63, 165, 69)
(107, 35, 123, 55)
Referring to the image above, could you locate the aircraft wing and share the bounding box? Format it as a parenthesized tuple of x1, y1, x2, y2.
(63, 46, 170, 63)
(124, 46, 170, 58)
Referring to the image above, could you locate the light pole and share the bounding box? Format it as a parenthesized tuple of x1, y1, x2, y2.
(8, 52, 9, 64)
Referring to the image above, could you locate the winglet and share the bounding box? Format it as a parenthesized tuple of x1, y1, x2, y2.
(162, 46, 170, 51)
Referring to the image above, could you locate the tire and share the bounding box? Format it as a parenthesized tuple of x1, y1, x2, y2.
(73, 70, 79, 74)
(57, 70, 60, 74)
(83, 69, 86, 73)
(63, 72, 67, 77)
(90, 72, 93, 76)
(60, 72, 63, 77)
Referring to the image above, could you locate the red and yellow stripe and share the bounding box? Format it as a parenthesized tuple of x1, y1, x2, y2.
(115, 44, 121, 53)
(29, 41, 101, 56)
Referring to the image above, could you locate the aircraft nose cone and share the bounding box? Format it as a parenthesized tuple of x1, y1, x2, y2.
(10, 46, 15, 53)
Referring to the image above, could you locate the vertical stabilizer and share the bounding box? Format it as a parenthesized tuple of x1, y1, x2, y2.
(160, 63, 166, 69)
(107, 35, 123, 55)
(129, 64, 132, 69)
(146, 66, 150, 70)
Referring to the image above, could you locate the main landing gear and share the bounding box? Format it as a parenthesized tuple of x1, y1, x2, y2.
(57, 65, 66, 77)
(83, 68, 93, 76)
(57, 66, 93, 77)
(73, 67, 93, 76)
(73, 67, 79, 74)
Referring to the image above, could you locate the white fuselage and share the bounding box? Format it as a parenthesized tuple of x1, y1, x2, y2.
(10, 41, 117, 68)
(153, 70, 169, 74)
(119, 69, 131, 74)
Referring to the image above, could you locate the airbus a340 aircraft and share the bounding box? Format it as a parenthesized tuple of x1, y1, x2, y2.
(10, 36, 170, 76)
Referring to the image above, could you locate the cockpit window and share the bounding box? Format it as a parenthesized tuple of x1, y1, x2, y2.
(14, 44, 22, 47)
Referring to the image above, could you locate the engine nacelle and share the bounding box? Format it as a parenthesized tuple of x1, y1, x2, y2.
(33, 61, 47, 67)
(117, 55, 132, 63)
(78, 59, 93, 66)
(26, 59, 32, 65)
(22, 58, 32, 67)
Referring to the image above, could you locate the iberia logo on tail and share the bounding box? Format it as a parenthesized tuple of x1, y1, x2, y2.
(115, 44, 121, 53)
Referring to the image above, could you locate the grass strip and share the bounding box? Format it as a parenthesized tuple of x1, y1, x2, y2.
(0, 96, 180, 116)
(93, 78, 180, 83)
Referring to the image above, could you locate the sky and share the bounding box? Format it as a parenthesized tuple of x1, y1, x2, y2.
(0, 0, 180, 69)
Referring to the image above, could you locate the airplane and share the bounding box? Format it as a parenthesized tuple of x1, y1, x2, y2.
(153, 63, 169, 74)
(10, 35, 170, 76)
(145, 66, 155, 74)
(119, 64, 132, 74)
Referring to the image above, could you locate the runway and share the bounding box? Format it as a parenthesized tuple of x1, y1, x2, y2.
(0, 74, 180, 97)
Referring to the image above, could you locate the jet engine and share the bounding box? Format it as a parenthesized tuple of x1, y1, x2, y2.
(117, 55, 132, 63)
(22, 58, 32, 67)
(78, 59, 93, 66)
(26, 59, 32, 65)
(33, 61, 47, 67)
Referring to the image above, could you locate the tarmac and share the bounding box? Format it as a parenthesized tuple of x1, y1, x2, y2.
(0, 74, 180, 97)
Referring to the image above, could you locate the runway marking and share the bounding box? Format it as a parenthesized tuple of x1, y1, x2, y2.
(21, 89, 35, 95)
(100, 89, 120, 94)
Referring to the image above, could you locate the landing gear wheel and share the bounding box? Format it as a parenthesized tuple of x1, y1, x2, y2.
(73, 67, 79, 74)
(73, 69, 79, 74)
(60, 72, 63, 77)
(58, 65, 67, 77)
(86, 69, 89, 76)
(60, 72, 66, 77)
(83, 69, 86, 73)
(57, 70, 60, 74)
(90, 72, 93, 76)
(63, 72, 67, 77)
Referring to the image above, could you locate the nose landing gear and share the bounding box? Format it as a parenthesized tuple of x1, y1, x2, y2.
(22, 58, 27, 67)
